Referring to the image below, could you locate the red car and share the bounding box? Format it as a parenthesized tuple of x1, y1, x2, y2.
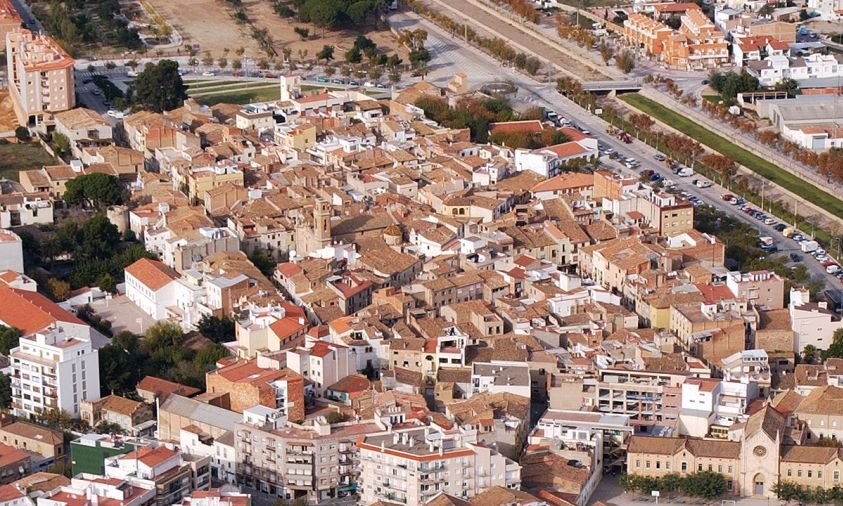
(722, 193, 734, 201)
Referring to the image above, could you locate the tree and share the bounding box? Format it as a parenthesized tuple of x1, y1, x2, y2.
(47, 278, 71, 301)
(599, 42, 613, 65)
(345, 46, 362, 64)
(145, 321, 183, 349)
(232, 59, 242, 70)
(775, 78, 800, 96)
(823, 328, 843, 361)
(64, 173, 125, 208)
(14, 126, 29, 142)
(78, 215, 120, 261)
(0, 373, 10, 409)
(294, 27, 310, 40)
(249, 248, 276, 277)
(615, 50, 635, 74)
(324, 66, 336, 77)
(132, 60, 187, 112)
(0, 326, 21, 356)
(97, 273, 117, 294)
(194, 343, 229, 370)
(317, 45, 334, 62)
(52, 132, 70, 159)
(98, 331, 144, 396)
(217, 57, 228, 69)
(195, 314, 236, 343)
(325, 411, 345, 424)
(389, 70, 401, 84)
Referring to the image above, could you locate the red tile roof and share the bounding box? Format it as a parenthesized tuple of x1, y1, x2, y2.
(327, 374, 371, 394)
(125, 258, 179, 291)
(136, 376, 201, 398)
(0, 442, 28, 468)
(120, 446, 176, 467)
(531, 173, 594, 193)
(543, 142, 588, 159)
(489, 120, 544, 135)
(0, 484, 23, 501)
(695, 283, 735, 304)
(0, 284, 84, 335)
(268, 303, 307, 341)
(276, 262, 302, 278)
(558, 127, 589, 142)
(654, 2, 701, 12)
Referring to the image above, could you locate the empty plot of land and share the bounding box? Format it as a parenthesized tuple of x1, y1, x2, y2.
(243, 0, 408, 60)
(147, 0, 262, 55)
(0, 142, 55, 181)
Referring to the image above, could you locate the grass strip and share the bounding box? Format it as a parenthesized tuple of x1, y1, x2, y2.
(620, 93, 843, 223)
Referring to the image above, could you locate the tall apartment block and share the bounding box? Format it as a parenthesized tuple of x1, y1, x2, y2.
(10, 328, 100, 419)
(6, 29, 74, 126)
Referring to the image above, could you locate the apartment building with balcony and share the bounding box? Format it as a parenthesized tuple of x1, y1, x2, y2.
(234, 416, 379, 503)
(595, 368, 689, 433)
(103, 444, 211, 506)
(6, 29, 74, 126)
(357, 426, 521, 504)
(531, 409, 633, 471)
(10, 328, 99, 419)
(624, 13, 673, 57)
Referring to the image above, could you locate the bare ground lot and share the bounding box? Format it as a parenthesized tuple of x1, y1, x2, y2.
(147, 0, 263, 55)
(149, 0, 408, 60)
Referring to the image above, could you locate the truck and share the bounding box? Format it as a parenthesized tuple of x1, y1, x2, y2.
(801, 240, 819, 253)
(545, 110, 560, 125)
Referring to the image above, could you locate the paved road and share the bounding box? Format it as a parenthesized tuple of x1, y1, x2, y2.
(422, 0, 607, 80)
(8, 0, 43, 32)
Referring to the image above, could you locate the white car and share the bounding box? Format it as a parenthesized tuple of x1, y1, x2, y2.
(106, 110, 124, 119)
(202, 71, 216, 76)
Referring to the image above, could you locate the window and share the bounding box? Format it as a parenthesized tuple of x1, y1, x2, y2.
(788, 469, 792, 477)
(809, 470, 813, 478)
(636, 460, 640, 469)
(681, 462, 687, 472)
(728, 466, 733, 473)
(698, 464, 703, 472)
(646, 461, 651, 469)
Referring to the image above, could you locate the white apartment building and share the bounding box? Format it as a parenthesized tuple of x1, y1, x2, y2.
(358, 426, 521, 504)
(0, 229, 23, 273)
(124, 257, 180, 322)
(6, 28, 74, 126)
(179, 426, 237, 485)
(470, 362, 532, 398)
(286, 339, 355, 397)
(10, 328, 99, 419)
(678, 377, 756, 439)
(789, 287, 843, 352)
(748, 53, 843, 87)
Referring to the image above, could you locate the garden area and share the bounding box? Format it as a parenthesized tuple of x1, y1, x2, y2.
(0, 141, 55, 181)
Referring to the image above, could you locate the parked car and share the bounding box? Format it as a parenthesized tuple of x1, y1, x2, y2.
(790, 253, 802, 262)
(722, 193, 734, 201)
(202, 71, 216, 76)
(654, 153, 666, 161)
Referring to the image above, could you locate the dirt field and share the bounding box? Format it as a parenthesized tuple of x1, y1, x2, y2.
(0, 91, 18, 133)
(149, 0, 408, 60)
(244, 0, 408, 60)
(147, 0, 263, 55)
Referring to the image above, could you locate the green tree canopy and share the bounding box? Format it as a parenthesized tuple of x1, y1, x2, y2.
(0, 326, 21, 356)
(64, 173, 125, 209)
(195, 314, 236, 343)
(132, 60, 187, 112)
